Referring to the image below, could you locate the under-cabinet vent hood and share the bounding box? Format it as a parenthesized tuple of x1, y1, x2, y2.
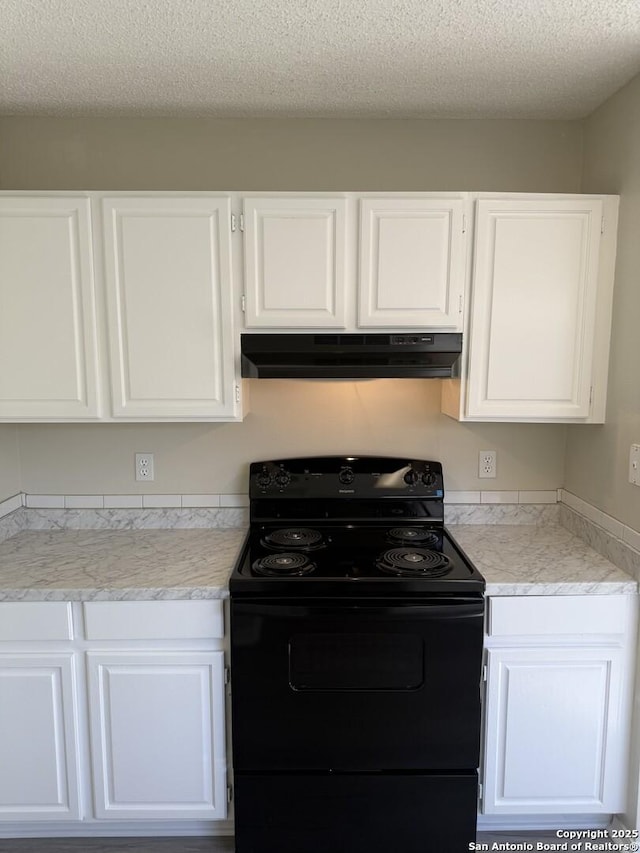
(241, 333, 462, 379)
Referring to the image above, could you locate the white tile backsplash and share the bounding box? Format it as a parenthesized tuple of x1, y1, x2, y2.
(220, 494, 250, 508)
(444, 491, 481, 504)
(142, 495, 182, 509)
(25, 495, 64, 509)
(182, 494, 221, 508)
(480, 491, 519, 504)
(598, 512, 625, 540)
(561, 491, 640, 558)
(623, 526, 640, 553)
(104, 495, 144, 509)
(0, 494, 23, 518)
(518, 490, 557, 504)
(5, 490, 636, 559)
(65, 495, 105, 509)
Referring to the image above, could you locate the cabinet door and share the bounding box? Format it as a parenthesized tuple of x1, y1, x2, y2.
(102, 197, 238, 419)
(0, 653, 80, 820)
(0, 196, 100, 419)
(358, 198, 465, 329)
(483, 646, 626, 814)
(243, 197, 347, 327)
(87, 650, 227, 820)
(467, 199, 603, 419)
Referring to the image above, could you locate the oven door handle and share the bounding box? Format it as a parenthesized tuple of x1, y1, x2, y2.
(233, 600, 485, 619)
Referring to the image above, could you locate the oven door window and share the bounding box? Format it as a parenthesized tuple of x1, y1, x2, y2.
(289, 633, 423, 691)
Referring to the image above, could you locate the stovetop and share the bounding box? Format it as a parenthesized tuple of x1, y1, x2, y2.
(229, 456, 485, 598)
(230, 522, 485, 596)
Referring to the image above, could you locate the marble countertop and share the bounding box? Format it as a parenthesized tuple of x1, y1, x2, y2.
(0, 528, 248, 601)
(0, 524, 635, 602)
(450, 524, 637, 595)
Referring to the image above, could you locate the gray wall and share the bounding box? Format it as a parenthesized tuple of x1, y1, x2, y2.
(564, 73, 640, 530)
(1, 116, 582, 495)
(0, 116, 582, 192)
(0, 427, 21, 502)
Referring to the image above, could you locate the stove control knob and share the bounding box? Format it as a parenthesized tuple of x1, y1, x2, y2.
(275, 469, 291, 489)
(403, 469, 419, 486)
(256, 467, 273, 489)
(422, 471, 437, 487)
(338, 466, 355, 485)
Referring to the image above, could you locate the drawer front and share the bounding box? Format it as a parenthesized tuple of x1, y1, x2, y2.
(0, 602, 73, 641)
(83, 600, 224, 641)
(488, 595, 628, 637)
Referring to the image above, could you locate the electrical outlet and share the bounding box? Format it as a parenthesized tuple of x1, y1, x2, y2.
(479, 450, 497, 479)
(630, 445, 640, 487)
(135, 452, 155, 482)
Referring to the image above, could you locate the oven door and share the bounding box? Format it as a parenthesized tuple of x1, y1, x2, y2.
(230, 597, 484, 772)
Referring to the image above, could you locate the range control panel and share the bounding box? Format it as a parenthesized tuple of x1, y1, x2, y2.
(249, 456, 444, 500)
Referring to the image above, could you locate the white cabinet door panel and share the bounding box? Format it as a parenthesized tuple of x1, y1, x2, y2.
(102, 197, 236, 419)
(0, 654, 80, 820)
(483, 646, 625, 814)
(359, 198, 465, 328)
(0, 197, 99, 419)
(467, 199, 602, 419)
(243, 197, 347, 327)
(87, 650, 226, 820)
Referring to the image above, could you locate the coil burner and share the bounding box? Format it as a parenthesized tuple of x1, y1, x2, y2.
(387, 527, 440, 549)
(252, 553, 316, 577)
(376, 547, 452, 577)
(262, 528, 326, 551)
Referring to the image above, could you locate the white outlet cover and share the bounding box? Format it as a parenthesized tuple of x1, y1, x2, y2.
(479, 450, 497, 479)
(630, 444, 640, 487)
(135, 452, 155, 482)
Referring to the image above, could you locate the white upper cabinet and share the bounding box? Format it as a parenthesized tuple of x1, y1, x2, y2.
(101, 197, 239, 420)
(1, 191, 619, 423)
(0, 196, 100, 419)
(243, 197, 347, 328)
(442, 194, 619, 423)
(358, 198, 465, 329)
(241, 194, 466, 331)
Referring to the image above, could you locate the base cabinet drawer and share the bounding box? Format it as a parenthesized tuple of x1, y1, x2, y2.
(0, 602, 73, 641)
(488, 594, 628, 637)
(83, 600, 224, 641)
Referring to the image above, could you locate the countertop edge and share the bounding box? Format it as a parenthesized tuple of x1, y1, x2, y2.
(0, 586, 230, 602)
(485, 581, 638, 596)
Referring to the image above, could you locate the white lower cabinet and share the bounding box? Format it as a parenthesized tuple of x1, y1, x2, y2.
(87, 650, 227, 820)
(0, 600, 228, 834)
(483, 646, 624, 813)
(482, 595, 637, 818)
(0, 653, 81, 820)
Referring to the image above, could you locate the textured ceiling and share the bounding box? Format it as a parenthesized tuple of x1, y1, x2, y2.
(1, 0, 640, 119)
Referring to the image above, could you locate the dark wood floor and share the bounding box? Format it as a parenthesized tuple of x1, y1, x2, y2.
(0, 832, 559, 852)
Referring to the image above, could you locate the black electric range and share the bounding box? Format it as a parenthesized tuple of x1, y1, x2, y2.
(229, 456, 486, 853)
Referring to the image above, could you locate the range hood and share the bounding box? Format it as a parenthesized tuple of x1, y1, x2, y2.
(241, 333, 462, 379)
